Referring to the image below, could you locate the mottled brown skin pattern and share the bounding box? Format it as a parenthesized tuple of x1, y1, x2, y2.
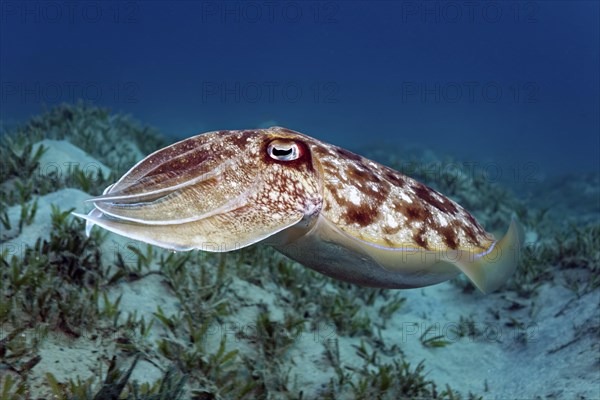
(268, 127, 494, 253)
(95, 126, 492, 255)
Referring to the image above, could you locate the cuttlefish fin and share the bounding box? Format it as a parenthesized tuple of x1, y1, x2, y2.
(73, 205, 304, 252)
(453, 218, 525, 294)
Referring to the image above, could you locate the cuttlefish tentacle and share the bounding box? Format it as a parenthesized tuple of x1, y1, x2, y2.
(74, 127, 523, 293)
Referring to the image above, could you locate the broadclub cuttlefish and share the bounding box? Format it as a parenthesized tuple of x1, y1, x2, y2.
(74, 127, 524, 293)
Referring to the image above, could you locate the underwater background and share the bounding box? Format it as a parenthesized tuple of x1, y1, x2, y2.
(1, 1, 599, 399)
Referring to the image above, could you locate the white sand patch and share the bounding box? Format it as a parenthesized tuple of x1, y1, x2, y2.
(228, 277, 285, 323)
(374, 282, 600, 399)
(33, 139, 112, 178)
(104, 274, 178, 384)
(25, 331, 114, 398)
(106, 274, 179, 343)
(3, 188, 91, 252)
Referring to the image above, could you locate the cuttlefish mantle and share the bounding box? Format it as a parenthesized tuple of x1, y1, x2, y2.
(73, 127, 524, 293)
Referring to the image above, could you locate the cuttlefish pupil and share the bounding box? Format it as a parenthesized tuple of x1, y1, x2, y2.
(74, 127, 524, 294)
(268, 139, 302, 161)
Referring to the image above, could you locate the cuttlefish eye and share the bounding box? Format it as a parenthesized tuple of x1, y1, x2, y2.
(267, 139, 302, 161)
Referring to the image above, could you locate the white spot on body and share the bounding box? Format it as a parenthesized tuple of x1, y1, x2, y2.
(386, 213, 398, 228)
(432, 192, 445, 204)
(400, 192, 412, 203)
(424, 229, 444, 250)
(348, 187, 361, 205)
(436, 213, 448, 227)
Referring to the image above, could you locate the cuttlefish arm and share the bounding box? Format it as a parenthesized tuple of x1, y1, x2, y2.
(74, 127, 523, 293)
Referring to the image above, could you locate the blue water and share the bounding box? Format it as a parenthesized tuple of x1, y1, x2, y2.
(1, 1, 598, 178)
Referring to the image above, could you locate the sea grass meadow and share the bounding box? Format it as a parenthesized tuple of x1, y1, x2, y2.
(1, 2, 599, 399)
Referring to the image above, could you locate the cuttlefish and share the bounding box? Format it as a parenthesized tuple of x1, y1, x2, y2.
(74, 127, 523, 293)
